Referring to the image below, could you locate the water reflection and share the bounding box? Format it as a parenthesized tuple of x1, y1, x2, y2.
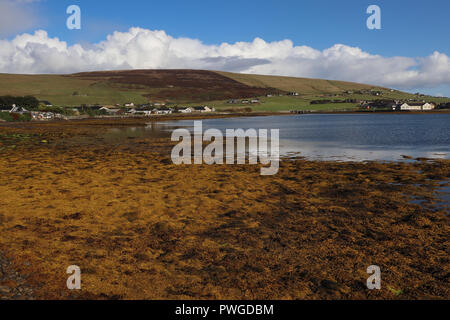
(140, 114, 450, 162)
(97, 114, 450, 162)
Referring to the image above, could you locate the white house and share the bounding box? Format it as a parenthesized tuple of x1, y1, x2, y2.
(10, 104, 29, 114)
(400, 102, 435, 111)
(422, 103, 436, 110)
(179, 107, 193, 113)
(124, 103, 135, 107)
(153, 108, 172, 115)
(99, 106, 121, 114)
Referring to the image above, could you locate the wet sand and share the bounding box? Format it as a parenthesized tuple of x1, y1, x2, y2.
(0, 119, 449, 300)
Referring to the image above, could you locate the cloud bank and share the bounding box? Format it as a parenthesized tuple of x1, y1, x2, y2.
(0, 27, 449, 92)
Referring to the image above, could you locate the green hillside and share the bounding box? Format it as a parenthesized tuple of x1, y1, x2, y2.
(216, 71, 378, 94)
(0, 73, 150, 106)
(0, 70, 447, 111)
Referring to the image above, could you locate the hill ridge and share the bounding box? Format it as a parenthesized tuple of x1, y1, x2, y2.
(0, 69, 440, 108)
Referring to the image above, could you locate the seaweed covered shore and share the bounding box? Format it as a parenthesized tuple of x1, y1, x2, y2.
(0, 119, 448, 300)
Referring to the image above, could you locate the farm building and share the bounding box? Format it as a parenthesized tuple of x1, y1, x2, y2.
(179, 107, 193, 113)
(193, 106, 213, 113)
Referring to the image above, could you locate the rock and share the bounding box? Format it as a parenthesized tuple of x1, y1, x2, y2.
(0, 286, 11, 294)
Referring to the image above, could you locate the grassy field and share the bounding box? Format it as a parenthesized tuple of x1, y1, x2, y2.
(0, 74, 149, 106)
(0, 70, 448, 111)
(186, 96, 359, 112)
(193, 93, 450, 112)
(216, 71, 378, 94)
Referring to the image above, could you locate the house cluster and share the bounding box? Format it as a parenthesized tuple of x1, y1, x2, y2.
(0, 104, 65, 121)
(1, 100, 218, 120)
(31, 111, 65, 120)
(361, 100, 436, 111)
(97, 104, 215, 116)
(266, 93, 285, 97)
(0, 104, 30, 114)
(66, 102, 215, 117)
(0, 104, 29, 114)
(127, 106, 172, 116)
(188, 106, 215, 113)
(227, 99, 260, 104)
(394, 102, 435, 111)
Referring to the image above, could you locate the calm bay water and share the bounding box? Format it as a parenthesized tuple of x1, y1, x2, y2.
(132, 114, 450, 162)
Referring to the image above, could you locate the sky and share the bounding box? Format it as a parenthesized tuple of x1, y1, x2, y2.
(0, 0, 449, 96)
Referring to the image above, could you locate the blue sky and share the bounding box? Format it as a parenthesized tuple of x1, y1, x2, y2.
(31, 0, 450, 57)
(1, 0, 449, 96)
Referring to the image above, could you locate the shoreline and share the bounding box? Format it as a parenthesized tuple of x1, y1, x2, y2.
(1, 109, 450, 127)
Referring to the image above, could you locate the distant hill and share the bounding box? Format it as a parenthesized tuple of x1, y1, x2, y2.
(0, 69, 442, 107)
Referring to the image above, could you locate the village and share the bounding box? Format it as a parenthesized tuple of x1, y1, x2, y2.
(361, 100, 438, 111)
(1, 93, 449, 122)
(95, 103, 215, 116)
(0, 100, 216, 122)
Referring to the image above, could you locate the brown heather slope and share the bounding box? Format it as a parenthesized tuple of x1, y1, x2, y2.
(70, 69, 274, 102)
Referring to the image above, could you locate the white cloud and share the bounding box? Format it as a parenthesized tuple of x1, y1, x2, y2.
(0, 27, 449, 93)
